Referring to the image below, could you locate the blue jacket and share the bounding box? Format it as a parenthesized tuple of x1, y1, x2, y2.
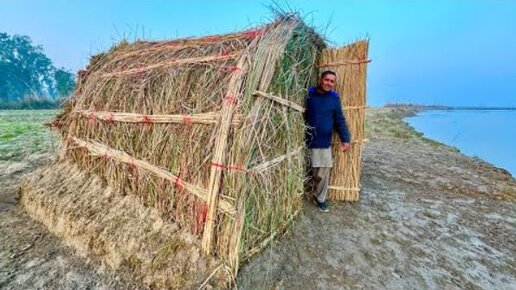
(304, 87, 351, 148)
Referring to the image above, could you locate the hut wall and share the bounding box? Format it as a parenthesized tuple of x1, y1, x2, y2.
(318, 40, 370, 201)
(38, 17, 324, 276)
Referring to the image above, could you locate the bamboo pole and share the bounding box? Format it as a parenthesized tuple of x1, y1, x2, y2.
(219, 20, 303, 271)
(318, 59, 371, 67)
(74, 110, 242, 125)
(99, 53, 240, 78)
(248, 147, 303, 173)
(252, 90, 305, 112)
(68, 136, 236, 215)
(201, 54, 249, 254)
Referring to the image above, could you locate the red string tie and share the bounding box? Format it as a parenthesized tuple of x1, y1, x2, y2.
(210, 162, 246, 172)
(243, 29, 263, 39)
(227, 165, 247, 173)
(225, 95, 237, 105)
(229, 65, 240, 73)
(128, 158, 138, 176)
(183, 115, 193, 125)
(221, 65, 240, 73)
(197, 204, 208, 225)
(210, 162, 226, 170)
(87, 112, 95, 124)
(220, 49, 231, 56)
(106, 112, 115, 124)
(142, 115, 152, 125)
(173, 177, 183, 189)
(202, 35, 220, 42)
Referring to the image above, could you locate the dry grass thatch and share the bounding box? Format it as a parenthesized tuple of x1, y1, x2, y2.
(21, 13, 369, 287)
(319, 40, 369, 201)
(20, 160, 230, 288)
(24, 14, 325, 278)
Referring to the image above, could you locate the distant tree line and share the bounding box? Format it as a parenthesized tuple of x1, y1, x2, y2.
(0, 32, 75, 109)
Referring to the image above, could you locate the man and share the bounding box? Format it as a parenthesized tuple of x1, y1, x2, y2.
(305, 70, 351, 212)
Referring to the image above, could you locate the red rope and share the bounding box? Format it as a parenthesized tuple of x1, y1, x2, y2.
(220, 49, 231, 56)
(197, 204, 208, 226)
(183, 115, 193, 125)
(229, 65, 240, 73)
(87, 112, 95, 124)
(227, 165, 247, 173)
(128, 159, 138, 177)
(225, 95, 237, 105)
(173, 177, 183, 189)
(221, 65, 240, 73)
(106, 112, 115, 124)
(201, 35, 221, 42)
(142, 115, 152, 125)
(243, 29, 263, 39)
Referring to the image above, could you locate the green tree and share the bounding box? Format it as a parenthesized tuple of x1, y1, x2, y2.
(54, 68, 75, 99)
(0, 32, 55, 103)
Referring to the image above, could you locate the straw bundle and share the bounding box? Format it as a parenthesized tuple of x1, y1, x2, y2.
(319, 40, 369, 201)
(20, 160, 230, 288)
(22, 14, 325, 279)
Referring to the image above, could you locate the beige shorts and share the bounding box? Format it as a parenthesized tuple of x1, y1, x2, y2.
(310, 148, 333, 167)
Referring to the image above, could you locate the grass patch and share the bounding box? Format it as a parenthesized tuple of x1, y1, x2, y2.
(0, 109, 59, 161)
(370, 238, 382, 246)
(363, 250, 374, 263)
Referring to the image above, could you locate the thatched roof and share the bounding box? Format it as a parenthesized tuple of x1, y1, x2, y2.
(67, 15, 324, 115)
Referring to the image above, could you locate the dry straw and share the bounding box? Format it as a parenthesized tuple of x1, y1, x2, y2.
(319, 40, 369, 201)
(22, 12, 369, 285)
(25, 14, 325, 277)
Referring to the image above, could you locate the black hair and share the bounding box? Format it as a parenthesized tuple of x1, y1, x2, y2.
(320, 70, 337, 78)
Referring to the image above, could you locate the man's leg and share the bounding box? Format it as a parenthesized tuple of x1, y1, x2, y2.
(305, 167, 316, 200)
(313, 167, 331, 203)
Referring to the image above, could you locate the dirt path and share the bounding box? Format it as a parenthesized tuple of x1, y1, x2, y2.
(1, 200, 140, 289)
(1, 108, 515, 289)
(237, 108, 515, 289)
(0, 132, 143, 289)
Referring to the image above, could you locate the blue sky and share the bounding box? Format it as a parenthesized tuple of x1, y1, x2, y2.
(1, 0, 515, 107)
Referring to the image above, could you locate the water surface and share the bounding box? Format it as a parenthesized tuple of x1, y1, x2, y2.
(405, 110, 516, 177)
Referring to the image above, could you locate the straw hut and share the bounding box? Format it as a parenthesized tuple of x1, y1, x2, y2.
(22, 15, 321, 287)
(20, 14, 369, 288)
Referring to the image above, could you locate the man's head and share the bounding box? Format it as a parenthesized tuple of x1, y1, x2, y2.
(318, 70, 337, 93)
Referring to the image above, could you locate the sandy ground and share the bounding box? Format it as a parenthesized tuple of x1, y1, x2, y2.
(1, 107, 515, 289)
(237, 108, 516, 289)
(1, 153, 145, 289)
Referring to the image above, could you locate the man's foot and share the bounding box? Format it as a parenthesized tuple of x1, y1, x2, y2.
(314, 199, 330, 213)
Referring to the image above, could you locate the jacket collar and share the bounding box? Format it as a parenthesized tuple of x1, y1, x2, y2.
(309, 86, 337, 97)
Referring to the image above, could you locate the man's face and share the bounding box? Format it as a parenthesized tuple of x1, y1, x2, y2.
(318, 74, 336, 93)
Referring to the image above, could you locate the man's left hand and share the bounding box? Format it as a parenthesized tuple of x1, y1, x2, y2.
(340, 142, 350, 152)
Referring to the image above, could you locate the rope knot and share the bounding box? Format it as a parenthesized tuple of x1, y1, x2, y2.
(183, 115, 193, 125)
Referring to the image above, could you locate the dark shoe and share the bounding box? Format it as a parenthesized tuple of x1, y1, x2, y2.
(315, 199, 329, 213)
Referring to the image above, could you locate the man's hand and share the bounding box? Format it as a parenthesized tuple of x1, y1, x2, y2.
(340, 142, 350, 152)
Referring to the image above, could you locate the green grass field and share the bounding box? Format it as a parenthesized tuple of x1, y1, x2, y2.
(0, 110, 59, 162)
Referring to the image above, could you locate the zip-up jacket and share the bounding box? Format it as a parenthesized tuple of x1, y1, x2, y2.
(304, 87, 351, 148)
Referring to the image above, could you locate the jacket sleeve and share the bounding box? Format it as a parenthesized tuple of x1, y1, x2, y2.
(333, 97, 351, 143)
